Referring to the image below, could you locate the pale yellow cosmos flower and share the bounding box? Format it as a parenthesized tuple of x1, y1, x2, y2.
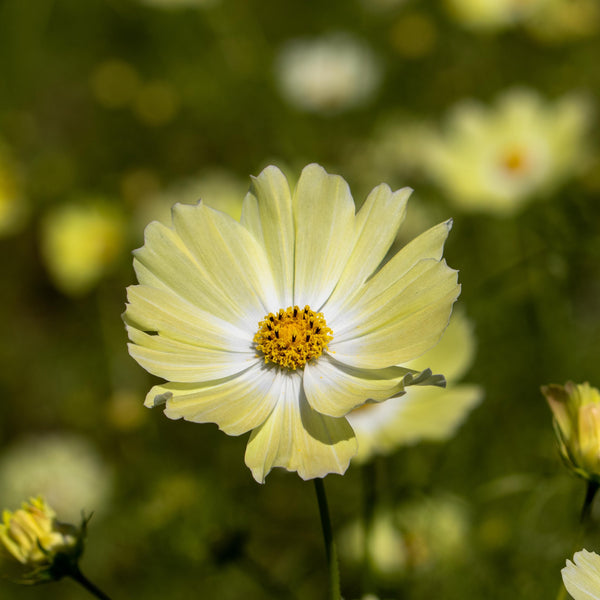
(562, 549, 600, 600)
(124, 164, 460, 482)
(348, 310, 482, 463)
(0, 498, 82, 584)
(424, 89, 591, 216)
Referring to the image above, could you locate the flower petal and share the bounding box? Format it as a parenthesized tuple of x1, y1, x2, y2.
(324, 184, 410, 318)
(293, 164, 357, 309)
(170, 202, 279, 322)
(146, 362, 284, 436)
(331, 258, 460, 369)
(563, 550, 600, 600)
(243, 166, 295, 307)
(244, 375, 357, 483)
(303, 354, 443, 418)
(124, 285, 252, 350)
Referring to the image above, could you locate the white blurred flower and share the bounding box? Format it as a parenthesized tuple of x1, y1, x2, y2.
(562, 549, 600, 600)
(0, 434, 113, 523)
(423, 89, 592, 216)
(40, 198, 126, 296)
(444, 0, 549, 30)
(275, 33, 382, 114)
(348, 310, 482, 463)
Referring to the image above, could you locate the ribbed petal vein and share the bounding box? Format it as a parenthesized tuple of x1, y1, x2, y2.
(147, 362, 284, 436)
(244, 374, 357, 483)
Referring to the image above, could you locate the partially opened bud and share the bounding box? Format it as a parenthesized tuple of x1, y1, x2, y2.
(542, 382, 600, 482)
(0, 497, 85, 585)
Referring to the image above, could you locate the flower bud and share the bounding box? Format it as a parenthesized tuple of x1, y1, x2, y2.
(0, 497, 85, 585)
(542, 381, 600, 482)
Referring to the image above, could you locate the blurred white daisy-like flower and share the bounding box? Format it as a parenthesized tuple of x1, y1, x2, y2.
(423, 89, 592, 216)
(40, 198, 126, 296)
(348, 310, 482, 463)
(0, 434, 113, 522)
(275, 33, 382, 114)
(562, 549, 600, 600)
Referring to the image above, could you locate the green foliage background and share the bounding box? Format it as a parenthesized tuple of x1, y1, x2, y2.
(1, 0, 599, 598)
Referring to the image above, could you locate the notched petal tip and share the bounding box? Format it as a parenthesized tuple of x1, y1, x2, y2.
(144, 390, 171, 408)
(404, 368, 447, 388)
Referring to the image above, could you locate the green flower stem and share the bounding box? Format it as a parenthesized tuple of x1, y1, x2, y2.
(68, 565, 113, 600)
(314, 478, 341, 600)
(361, 463, 377, 596)
(580, 479, 599, 524)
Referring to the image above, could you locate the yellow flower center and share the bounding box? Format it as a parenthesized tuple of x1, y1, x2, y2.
(254, 305, 333, 370)
(501, 147, 530, 175)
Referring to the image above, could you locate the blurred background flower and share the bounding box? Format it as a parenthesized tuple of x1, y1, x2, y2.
(275, 33, 382, 114)
(422, 89, 592, 216)
(0, 434, 113, 523)
(348, 310, 483, 463)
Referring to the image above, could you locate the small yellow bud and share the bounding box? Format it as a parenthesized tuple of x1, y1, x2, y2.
(0, 497, 85, 585)
(542, 382, 600, 482)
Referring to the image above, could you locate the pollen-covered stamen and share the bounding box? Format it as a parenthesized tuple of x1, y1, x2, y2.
(254, 305, 333, 370)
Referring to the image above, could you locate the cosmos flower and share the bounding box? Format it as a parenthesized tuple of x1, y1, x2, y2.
(423, 89, 591, 216)
(348, 310, 482, 463)
(124, 163, 460, 482)
(275, 34, 382, 114)
(562, 549, 600, 600)
(40, 199, 126, 296)
(0, 498, 84, 585)
(542, 381, 600, 483)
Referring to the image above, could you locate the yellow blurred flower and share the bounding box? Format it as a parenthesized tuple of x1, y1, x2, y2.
(444, 0, 549, 30)
(40, 199, 126, 296)
(348, 310, 482, 463)
(275, 34, 382, 114)
(124, 163, 460, 482)
(424, 89, 591, 216)
(0, 148, 28, 237)
(562, 549, 600, 600)
(0, 498, 84, 584)
(542, 381, 600, 482)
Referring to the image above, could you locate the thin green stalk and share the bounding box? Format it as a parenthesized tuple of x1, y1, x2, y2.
(314, 478, 341, 600)
(68, 565, 112, 600)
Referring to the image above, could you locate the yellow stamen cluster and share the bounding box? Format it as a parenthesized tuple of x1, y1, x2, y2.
(501, 147, 529, 175)
(254, 305, 333, 370)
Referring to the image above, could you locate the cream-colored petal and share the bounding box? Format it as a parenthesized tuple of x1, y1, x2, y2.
(170, 202, 279, 322)
(303, 354, 444, 418)
(324, 184, 411, 318)
(133, 217, 260, 328)
(245, 166, 295, 307)
(127, 330, 255, 382)
(331, 259, 460, 369)
(563, 550, 600, 600)
(146, 362, 283, 436)
(293, 164, 357, 309)
(124, 285, 252, 349)
(244, 375, 357, 483)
